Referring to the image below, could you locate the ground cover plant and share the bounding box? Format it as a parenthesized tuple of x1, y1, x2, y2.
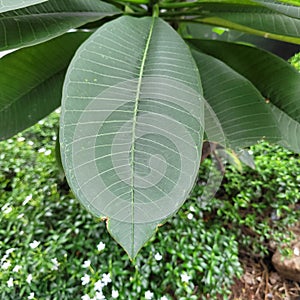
(0, 113, 242, 299)
(0, 112, 299, 299)
(0, 0, 300, 258)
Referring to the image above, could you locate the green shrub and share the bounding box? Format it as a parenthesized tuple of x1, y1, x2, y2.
(0, 112, 242, 300)
(290, 52, 300, 70)
(199, 142, 300, 257)
(1, 112, 299, 299)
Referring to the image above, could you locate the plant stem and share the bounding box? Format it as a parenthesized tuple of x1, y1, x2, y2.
(160, 10, 204, 17)
(153, 3, 160, 17)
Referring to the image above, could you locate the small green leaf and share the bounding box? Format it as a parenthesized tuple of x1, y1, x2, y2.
(60, 16, 204, 258)
(237, 149, 255, 169)
(216, 148, 244, 172)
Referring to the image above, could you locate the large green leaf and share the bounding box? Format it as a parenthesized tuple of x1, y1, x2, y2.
(0, 0, 47, 13)
(191, 50, 280, 149)
(189, 39, 300, 153)
(0, 0, 120, 51)
(0, 32, 91, 140)
(191, 2, 300, 44)
(60, 16, 204, 258)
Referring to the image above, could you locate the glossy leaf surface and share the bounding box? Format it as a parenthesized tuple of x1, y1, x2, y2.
(189, 39, 300, 153)
(192, 50, 280, 149)
(61, 16, 204, 258)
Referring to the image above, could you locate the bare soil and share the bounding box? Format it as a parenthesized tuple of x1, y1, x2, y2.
(229, 253, 300, 300)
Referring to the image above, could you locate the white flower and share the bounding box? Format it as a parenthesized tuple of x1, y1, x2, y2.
(294, 247, 300, 256)
(145, 290, 154, 300)
(187, 213, 193, 220)
(13, 265, 22, 272)
(38, 147, 46, 153)
(82, 260, 91, 268)
(5, 248, 15, 255)
(189, 205, 196, 212)
(95, 291, 106, 300)
(27, 141, 34, 146)
(44, 150, 51, 156)
(81, 295, 91, 300)
(1, 203, 9, 211)
(26, 274, 33, 284)
(3, 206, 12, 214)
(94, 279, 105, 291)
(28, 292, 35, 299)
(81, 274, 90, 285)
(22, 194, 32, 206)
(45, 210, 53, 217)
(51, 258, 60, 270)
(2, 260, 11, 270)
(101, 273, 111, 285)
(17, 137, 25, 142)
(160, 297, 168, 300)
(29, 240, 40, 249)
(112, 289, 119, 298)
(97, 242, 106, 252)
(180, 273, 191, 283)
(17, 213, 24, 219)
(154, 252, 162, 261)
(1, 254, 8, 264)
(7, 277, 14, 287)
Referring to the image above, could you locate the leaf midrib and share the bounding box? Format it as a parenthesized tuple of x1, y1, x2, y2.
(130, 17, 156, 253)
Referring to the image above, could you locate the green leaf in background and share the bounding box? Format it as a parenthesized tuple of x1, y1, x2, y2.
(254, 0, 300, 16)
(189, 39, 300, 153)
(0, 0, 47, 13)
(215, 148, 243, 172)
(237, 149, 256, 169)
(195, 2, 300, 44)
(60, 16, 204, 258)
(180, 22, 300, 60)
(0, 0, 120, 51)
(191, 50, 280, 149)
(269, 104, 300, 152)
(0, 32, 91, 140)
